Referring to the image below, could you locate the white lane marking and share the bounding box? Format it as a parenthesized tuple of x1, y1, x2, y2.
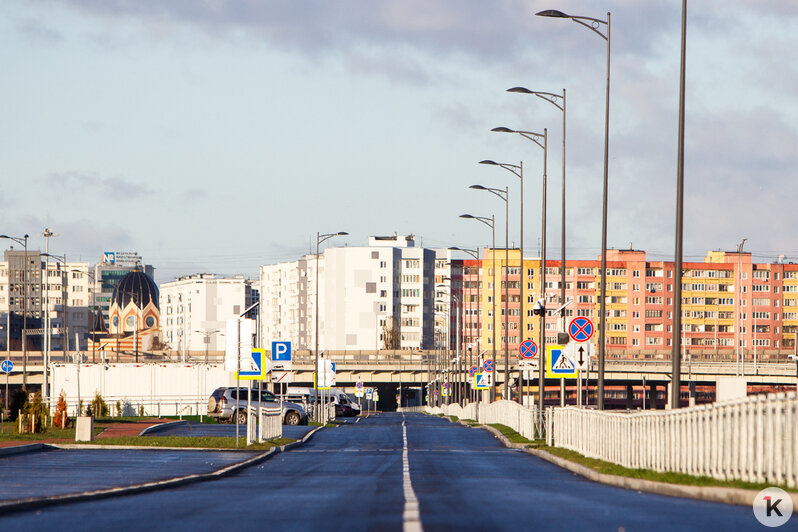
(402, 414, 423, 532)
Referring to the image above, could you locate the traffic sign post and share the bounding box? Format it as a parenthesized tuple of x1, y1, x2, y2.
(568, 317, 595, 343)
(546, 345, 577, 379)
(482, 360, 494, 373)
(564, 342, 594, 371)
(518, 340, 538, 359)
(1, 360, 11, 413)
(474, 372, 493, 390)
(236, 349, 271, 380)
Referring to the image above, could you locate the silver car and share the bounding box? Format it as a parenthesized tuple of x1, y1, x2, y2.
(207, 387, 308, 425)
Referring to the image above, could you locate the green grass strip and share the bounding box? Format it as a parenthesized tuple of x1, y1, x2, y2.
(532, 443, 798, 493)
(71, 435, 295, 450)
(488, 423, 535, 444)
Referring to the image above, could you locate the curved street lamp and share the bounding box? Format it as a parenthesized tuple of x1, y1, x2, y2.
(449, 246, 481, 404)
(468, 182, 512, 400)
(314, 231, 347, 420)
(460, 214, 497, 401)
(506, 88, 568, 334)
(537, 8, 611, 410)
(2, 234, 30, 388)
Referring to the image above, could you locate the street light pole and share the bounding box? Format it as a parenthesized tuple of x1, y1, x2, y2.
(1, 234, 30, 388)
(314, 231, 347, 420)
(460, 215, 496, 401)
(449, 246, 482, 404)
(537, 8, 611, 410)
(671, 0, 688, 410)
(506, 89, 567, 333)
(736, 238, 748, 376)
(470, 184, 511, 400)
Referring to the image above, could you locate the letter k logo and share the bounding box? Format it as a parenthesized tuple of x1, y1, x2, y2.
(764, 496, 783, 518)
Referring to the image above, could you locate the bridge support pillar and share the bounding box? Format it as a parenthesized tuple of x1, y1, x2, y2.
(648, 384, 658, 410)
(625, 385, 634, 410)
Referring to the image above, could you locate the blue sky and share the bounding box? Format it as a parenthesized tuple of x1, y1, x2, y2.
(2, 1, 797, 283)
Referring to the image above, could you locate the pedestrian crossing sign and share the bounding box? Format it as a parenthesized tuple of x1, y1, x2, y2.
(546, 344, 577, 379)
(474, 372, 493, 390)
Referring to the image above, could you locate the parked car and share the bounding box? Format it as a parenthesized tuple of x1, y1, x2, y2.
(285, 387, 359, 417)
(207, 387, 308, 425)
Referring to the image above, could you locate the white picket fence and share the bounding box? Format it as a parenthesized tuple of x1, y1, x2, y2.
(419, 400, 541, 441)
(247, 406, 282, 443)
(550, 392, 798, 488)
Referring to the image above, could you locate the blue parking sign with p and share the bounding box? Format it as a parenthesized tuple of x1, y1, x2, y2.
(272, 341, 292, 361)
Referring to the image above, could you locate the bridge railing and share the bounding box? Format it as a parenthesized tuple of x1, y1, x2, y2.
(549, 391, 798, 488)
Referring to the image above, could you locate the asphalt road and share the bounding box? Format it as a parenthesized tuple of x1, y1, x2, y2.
(0, 413, 784, 531)
(0, 448, 255, 501)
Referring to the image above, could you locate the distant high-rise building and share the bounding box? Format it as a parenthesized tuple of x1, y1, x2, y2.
(93, 251, 154, 329)
(259, 235, 451, 351)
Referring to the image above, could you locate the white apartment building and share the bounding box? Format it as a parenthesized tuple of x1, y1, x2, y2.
(0, 249, 92, 352)
(259, 235, 452, 351)
(159, 273, 258, 355)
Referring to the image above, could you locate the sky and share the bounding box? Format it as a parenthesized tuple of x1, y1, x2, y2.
(2, 1, 797, 283)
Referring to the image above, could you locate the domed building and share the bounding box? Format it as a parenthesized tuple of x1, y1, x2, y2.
(90, 267, 161, 355)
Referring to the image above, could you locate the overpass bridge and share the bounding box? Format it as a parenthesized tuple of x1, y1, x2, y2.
(3, 349, 796, 389)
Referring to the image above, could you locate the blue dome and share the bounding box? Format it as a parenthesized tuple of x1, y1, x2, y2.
(111, 269, 159, 310)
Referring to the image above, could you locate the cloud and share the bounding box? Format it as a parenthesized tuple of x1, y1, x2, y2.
(41, 171, 154, 200)
(17, 18, 64, 45)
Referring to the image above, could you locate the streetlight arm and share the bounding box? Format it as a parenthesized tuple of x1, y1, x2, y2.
(470, 184, 508, 203)
(460, 214, 494, 229)
(536, 10, 608, 40)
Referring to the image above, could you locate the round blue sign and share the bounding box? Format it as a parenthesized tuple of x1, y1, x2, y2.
(1, 360, 13, 373)
(518, 340, 538, 359)
(483, 360, 494, 373)
(569, 317, 595, 342)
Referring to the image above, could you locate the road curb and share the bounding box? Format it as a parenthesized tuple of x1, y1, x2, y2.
(478, 424, 798, 508)
(0, 425, 321, 516)
(0, 443, 49, 457)
(138, 419, 188, 436)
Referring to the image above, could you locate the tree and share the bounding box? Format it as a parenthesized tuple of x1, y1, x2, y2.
(382, 316, 400, 350)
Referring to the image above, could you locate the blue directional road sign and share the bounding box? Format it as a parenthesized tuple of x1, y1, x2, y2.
(1, 360, 12, 373)
(237, 348, 269, 380)
(569, 317, 595, 343)
(272, 341, 292, 361)
(474, 372, 493, 389)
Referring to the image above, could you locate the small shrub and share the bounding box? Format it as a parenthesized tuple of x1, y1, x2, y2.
(22, 392, 48, 433)
(54, 391, 69, 428)
(90, 392, 109, 418)
(139, 405, 144, 417)
(115, 400, 122, 417)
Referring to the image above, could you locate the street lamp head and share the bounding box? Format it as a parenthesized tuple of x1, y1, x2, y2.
(536, 9, 570, 18)
(490, 127, 515, 134)
(478, 161, 498, 167)
(459, 214, 475, 219)
(507, 86, 534, 94)
(469, 185, 488, 190)
(337, 232, 349, 236)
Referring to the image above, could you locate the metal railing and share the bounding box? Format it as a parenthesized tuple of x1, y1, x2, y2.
(549, 392, 798, 488)
(422, 400, 542, 440)
(248, 405, 282, 443)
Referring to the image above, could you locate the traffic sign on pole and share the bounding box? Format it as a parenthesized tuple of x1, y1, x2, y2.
(482, 360, 494, 373)
(474, 372, 493, 389)
(568, 317, 595, 343)
(518, 340, 538, 359)
(236, 348, 271, 380)
(468, 365, 478, 377)
(546, 345, 577, 379)
(564, 342, 595, 371)
(0, 360, 12, 373)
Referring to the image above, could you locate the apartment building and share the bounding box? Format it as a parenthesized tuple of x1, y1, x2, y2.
(454, 248, 798, 359)
(0, 248, 92, 351)
(159, 274, 258, 354)
(259, 235, 449, 351)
